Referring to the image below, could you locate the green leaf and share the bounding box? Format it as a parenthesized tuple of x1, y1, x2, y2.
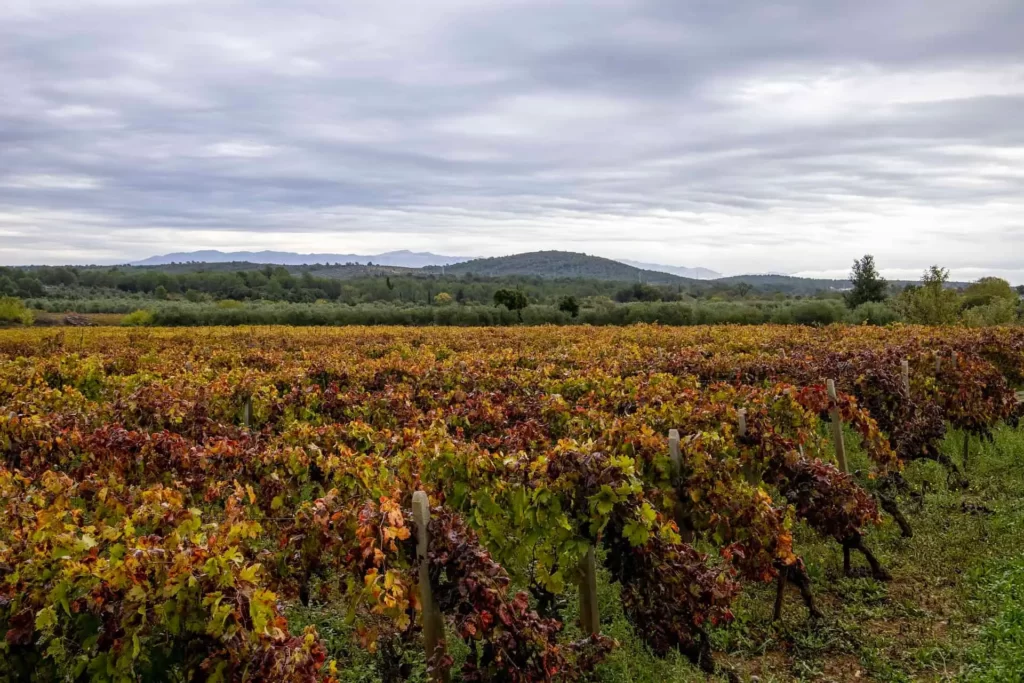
(35, 606, 57, 631)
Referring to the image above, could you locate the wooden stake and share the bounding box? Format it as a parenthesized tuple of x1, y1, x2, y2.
(579, 546, 600, 635)
(826, 379, 848, 473)
(935, 353, 942, 374)
(243, 396, 252, 429)
(773, 571, 788, 621)
(668, 429, 681, 480)
(737, 409, 747, 439)
(962, 432, 970, 470)
(901, 359, 910, 394)
(412, 492, 449, 682)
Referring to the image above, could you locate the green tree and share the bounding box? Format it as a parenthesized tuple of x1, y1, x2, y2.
(493, 288, 528, 321)
(154, 285, 169, 300)
(15, 277, 44, 298)
(962, 277, 1016, 309)
(558, 295, 580, 318)
(844, 255, 888, 309)
(962, 298, 1018, 327)
(434, 292, 453, 306)
(897, 266, 961, 325)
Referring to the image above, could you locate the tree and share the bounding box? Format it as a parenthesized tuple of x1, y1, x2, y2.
(845, 255, 888, 309)
(733, 282, 754, 299)
(154, 285, 169, 300)
(962, 298, 1018, 327)
(897, 266, 961, 325)
(493, 288, 528, 321)
(558, 295, 580, 318)
(434, 292, 453, 306)
(15, 277, 44, 298)
(962, 277, 1016, 309)
(615, 283, 665, 303)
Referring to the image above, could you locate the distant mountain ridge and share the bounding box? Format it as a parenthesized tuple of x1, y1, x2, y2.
(618, 260, 721, 280)
(133, 249, 722, 281)
(132, 250, 472, 268)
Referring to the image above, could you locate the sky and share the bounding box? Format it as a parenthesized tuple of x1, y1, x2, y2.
(1, 0, 1023, 282)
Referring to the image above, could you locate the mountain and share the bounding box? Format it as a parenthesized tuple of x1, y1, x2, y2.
(132, 250, 472, 268)
(425, 251, 694, 284)
(618, 260, 721, 280)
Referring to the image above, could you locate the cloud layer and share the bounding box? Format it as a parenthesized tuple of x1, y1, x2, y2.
(2, 0, 1023, 280)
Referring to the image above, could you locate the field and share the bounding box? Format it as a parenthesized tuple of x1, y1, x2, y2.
(1, 325, 1022, 683)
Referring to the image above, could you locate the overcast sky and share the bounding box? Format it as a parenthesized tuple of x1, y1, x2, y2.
(2, 0, 1023, 281)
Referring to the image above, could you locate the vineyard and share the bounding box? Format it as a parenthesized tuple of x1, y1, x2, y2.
(1, 325, 1023, 682)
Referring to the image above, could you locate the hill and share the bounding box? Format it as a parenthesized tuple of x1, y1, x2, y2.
(713, 274, 849, 294)
(425, 251, 694, 285)
(133, 250, 471, 268)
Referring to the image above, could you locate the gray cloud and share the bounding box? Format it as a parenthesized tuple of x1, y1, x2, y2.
(1, 0, 1023, 281)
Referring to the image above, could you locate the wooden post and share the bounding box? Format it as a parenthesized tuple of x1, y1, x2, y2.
(668, 429, 681, 480)
(737, 409, 747, 439)
(901, 359, 910, 394)
(773, 571, 788, 621)
(579, 546, 600, 635)
(935, 353, 941, 374)
(826, 379, 848, 473)
(243, 396, 252, 429)
(412, 492, 449, 682)
(962, 432, 970, 470)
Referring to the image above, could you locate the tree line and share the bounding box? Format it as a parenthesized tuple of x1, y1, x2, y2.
(0, 265, 786, 306)
(845, 255, 1023, 326)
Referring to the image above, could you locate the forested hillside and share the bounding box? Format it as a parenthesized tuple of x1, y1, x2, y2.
(426, 251, 691, 284)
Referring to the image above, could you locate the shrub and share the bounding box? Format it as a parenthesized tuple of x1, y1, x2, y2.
(789, 300, 845, 325)
(121, 309, 155, 326)
(848, 301, 902, 325)
(962, 299, 1019, 327)
(0, 296, 34, 325)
